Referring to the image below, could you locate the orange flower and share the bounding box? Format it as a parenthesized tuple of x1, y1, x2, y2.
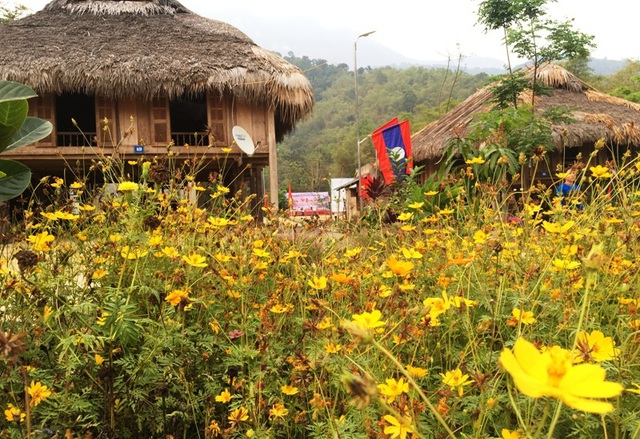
(386, 255, 414, 276)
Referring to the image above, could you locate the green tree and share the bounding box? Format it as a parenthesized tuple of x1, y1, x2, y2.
(0, 1, 28, 22)
(477, 0, 595, 107)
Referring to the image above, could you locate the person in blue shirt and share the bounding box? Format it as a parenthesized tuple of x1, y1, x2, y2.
(556, 171, 583, 209)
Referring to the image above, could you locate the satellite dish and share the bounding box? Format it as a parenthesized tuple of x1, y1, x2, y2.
(232, 126, 255, 157)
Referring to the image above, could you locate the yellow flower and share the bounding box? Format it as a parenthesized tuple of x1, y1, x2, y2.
(161, 246, 180, 258)
(499, 338, 624, 413)
(27, 230, 55, 251)
(50, 177, 64, 188)
(206, 419, 221, 436)
(95, 353, 105, 365)
(473, 230, 487, 244)
(307, 275, 328, 290)
(574, 330, 619, 363)
(280, 384, 299, 395)
(182, 253, 208, 268)
(508, 308, 537, 326)
(27, 381, 52, 407)
(252, 248, 271, 259)
(440, 368, 473, 397)
(542, 220, 575, 234)
(425, 190, 438, 196)
(465, 156, 485, 164)
(227, 407, 249, 427)
(92, 269, 108, 280)
(400, 247, 422, 259)
(41, 211, 58, 221)
(55, 211, 79, 220)
(148, 235, 163, 247)
(590, 165, 613, 178)
(324, 342, 342, 354)
(270, 304, 291, 314)
(165, 289, 190, 307)
(406, 365, 428, 378)
(4, 403, 25, 423)
(501, 429, 522, 439)
(387, 255, 414, 276)
(351, 309, 386, 331)
(377, 377, 410, 403)
(208, 216, 230, 227)
(551, 258, 581, 271)
(215, 389, 232, 403)
(120, 246, 148, 260)
(383, 414, 415, 439)
(268, 402, 289, 420)
(343, 247, 362, 258)
(330, 272, 353, 284)
(407, 201, 424, 209)
(216, 184, 230, 194)
(117, 181, 139, 192)
(397, 212, 413, 221)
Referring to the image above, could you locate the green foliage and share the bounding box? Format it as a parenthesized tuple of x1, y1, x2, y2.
(0, 81, 53, 201)
(0, 1, 28, 23)
(278, 57, 489, 191)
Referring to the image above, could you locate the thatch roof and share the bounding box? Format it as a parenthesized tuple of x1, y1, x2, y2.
(0, 0, 314, 139)
(412, 63, 640, 162)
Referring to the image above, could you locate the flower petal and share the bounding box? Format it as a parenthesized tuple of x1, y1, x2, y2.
(513, 338, 548, 383)
(499, 347, 546, 398)
(561, 394, 615, 414)
(561, 365, 623, 398)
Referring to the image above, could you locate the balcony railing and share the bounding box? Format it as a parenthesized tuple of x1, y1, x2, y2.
(171, 132, 210, 147)
(57, 132, 97, 147)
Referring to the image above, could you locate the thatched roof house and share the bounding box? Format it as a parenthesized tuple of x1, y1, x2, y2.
(412, 63, 640, 181)
(0, 0, 314, 207)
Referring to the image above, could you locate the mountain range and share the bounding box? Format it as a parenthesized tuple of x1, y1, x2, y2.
(244, 16, 628, 76)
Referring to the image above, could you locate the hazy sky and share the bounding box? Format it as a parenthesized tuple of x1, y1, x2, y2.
(7, 0, 640, 65)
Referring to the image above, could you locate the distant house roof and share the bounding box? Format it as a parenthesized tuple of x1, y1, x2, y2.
(412, 63, 640, 162)
(0, 0, 314, 140)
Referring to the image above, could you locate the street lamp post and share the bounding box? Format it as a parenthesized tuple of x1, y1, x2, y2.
(354, 30, 375, 214)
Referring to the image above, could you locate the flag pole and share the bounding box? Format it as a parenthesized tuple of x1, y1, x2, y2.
(354, 30, 375, 214)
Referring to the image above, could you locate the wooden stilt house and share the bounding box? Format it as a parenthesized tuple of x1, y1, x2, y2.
(0, 0, 314, 209)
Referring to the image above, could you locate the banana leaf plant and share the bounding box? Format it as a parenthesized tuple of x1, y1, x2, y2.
(0, 80, 53, 201)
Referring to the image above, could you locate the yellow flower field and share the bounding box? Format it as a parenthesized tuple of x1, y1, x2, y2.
(1, 157, 639, 438)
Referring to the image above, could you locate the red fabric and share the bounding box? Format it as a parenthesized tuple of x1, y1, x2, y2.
(371, 118, 412, 185)
(371, 118, 399, 185)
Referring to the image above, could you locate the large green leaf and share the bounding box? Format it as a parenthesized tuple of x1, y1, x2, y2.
(0, 99, 29, 149)
(0, 81, 37, 103)
(0, 159, 31, 201)
(5, 117, 53, 152)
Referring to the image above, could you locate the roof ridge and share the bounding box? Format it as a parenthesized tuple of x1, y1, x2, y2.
(43, 0, 191, 16)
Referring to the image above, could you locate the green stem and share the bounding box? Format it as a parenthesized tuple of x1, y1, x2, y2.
(572, 271, 594, 351)
(533, 399, 551, 439)
(546, 402, 563, 439)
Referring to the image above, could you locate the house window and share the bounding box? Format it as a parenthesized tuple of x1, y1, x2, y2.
(151, 91, 228, 147)
(169, 93, 209, 146)
(207, 91, 227, 145)
(55, 93, 97, 146)
(28, 93, 55, 146)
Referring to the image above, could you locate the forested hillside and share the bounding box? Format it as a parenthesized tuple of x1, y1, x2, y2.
(278, 54, 491, 191)
(278, 54, 640, 192)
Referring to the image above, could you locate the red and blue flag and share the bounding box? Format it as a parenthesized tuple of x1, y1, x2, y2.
(371, 118, 412, 185)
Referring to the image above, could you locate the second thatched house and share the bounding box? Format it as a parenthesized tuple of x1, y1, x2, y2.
(0, 0, 314, 208)
(411, 63, 640, 185)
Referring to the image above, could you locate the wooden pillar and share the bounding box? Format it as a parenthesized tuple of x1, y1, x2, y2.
(267, 112, 278, 209)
